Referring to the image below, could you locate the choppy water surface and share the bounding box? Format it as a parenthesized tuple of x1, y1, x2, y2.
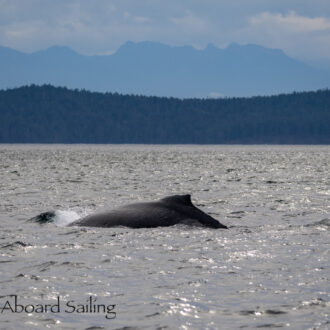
(0, 145, 329, 329)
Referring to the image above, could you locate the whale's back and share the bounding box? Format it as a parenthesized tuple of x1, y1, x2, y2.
(58, 195, 227, 229)
(69, 201, 181, 228)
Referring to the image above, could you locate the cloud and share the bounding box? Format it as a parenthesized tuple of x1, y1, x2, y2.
(123, 12, 150, 24)
(208, 92, 224, 99)
(170, 10, 208, 33)
(233, 11, 330, 61)
(250, 11, 330, 33)
(1, 0, 330, 62)
(0, 1, 210, 54)
(0, 0, 153, 53)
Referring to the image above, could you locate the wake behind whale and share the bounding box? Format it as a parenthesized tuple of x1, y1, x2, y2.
(30, 195, 228, 229)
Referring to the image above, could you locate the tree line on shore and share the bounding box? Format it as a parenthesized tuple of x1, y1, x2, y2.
(0, 85, 329, 144)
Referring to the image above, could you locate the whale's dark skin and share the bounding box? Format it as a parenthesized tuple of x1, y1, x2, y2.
(69, 195, 228, 229)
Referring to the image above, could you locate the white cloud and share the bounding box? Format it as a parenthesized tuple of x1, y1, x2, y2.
(232, 11, 330, 61)
(170, 10, 208, 33)
(250, 11, 330, 33)
(123, 11, 150, 24)
(208, 92, 224, 98)
(134, 16, 150, 24)
(1, 1, 330, 62)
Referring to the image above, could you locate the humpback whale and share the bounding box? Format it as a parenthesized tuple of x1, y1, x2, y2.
(68, 195, 227, 229)
(30, 195, 228, 229)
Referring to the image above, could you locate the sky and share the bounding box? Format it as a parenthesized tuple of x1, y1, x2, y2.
(1, 0, 330, 64)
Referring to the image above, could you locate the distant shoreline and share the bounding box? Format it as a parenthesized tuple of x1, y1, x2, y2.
(0, 85, 329, 144)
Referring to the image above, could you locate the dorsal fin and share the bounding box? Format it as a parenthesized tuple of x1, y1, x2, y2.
(161, 194, 193, 206)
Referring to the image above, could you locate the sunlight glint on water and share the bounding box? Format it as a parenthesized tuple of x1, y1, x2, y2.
(0, 145, 329, 329)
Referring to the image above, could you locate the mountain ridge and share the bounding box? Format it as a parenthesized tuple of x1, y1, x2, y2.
(1, 41, 329, 98)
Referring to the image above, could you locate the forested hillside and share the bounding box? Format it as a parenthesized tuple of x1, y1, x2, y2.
(0, 85, 329, 144)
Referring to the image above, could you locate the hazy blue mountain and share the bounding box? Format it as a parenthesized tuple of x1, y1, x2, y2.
(1, 42, 330, 97)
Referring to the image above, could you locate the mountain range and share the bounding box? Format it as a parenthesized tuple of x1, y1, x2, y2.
(1, 41, 330, 98)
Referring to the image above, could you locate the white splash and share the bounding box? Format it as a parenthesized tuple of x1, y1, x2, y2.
(52, 210, 82, 227)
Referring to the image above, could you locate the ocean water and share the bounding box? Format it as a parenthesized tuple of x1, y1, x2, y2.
(0, 144, 329, 329)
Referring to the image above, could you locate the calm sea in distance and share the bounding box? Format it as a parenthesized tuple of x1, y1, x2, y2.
(0, 144, 329, 329)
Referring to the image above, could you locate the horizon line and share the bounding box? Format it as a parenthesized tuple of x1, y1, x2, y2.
(1, 84, 329, 101)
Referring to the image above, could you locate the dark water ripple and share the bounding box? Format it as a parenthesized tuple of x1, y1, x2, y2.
(0, 145, 329, 329)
